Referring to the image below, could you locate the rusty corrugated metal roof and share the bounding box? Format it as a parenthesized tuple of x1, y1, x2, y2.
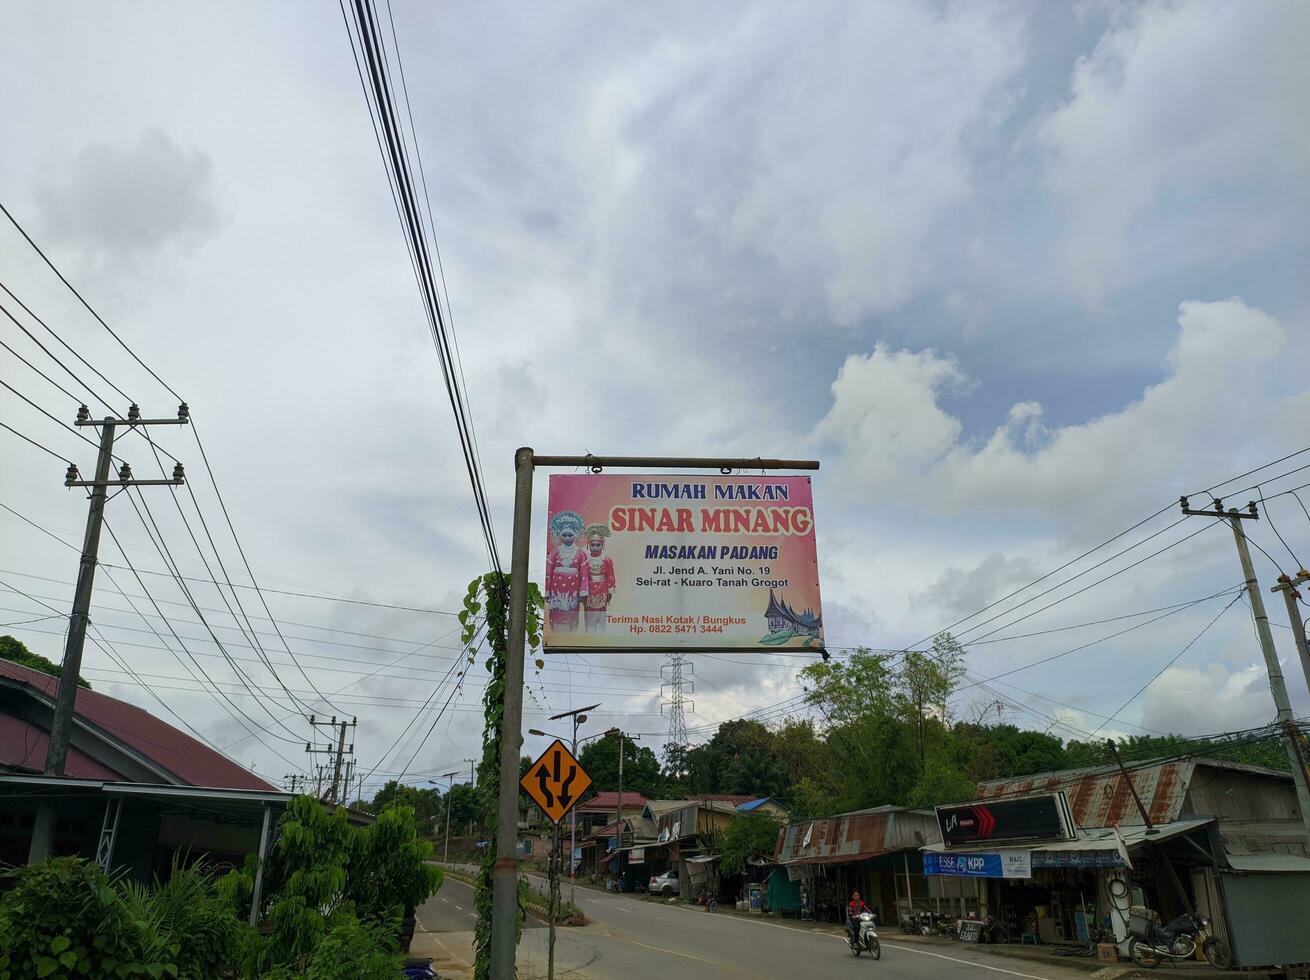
(975, 760, 1196, 829)
(775, 811, 893, 864)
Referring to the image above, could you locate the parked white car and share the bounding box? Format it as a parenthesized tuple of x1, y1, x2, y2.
(648, 870, 680, 897)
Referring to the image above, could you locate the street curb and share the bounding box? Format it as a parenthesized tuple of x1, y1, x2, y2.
(887, 931, 1268, 979)
(435, 864, 588, 927)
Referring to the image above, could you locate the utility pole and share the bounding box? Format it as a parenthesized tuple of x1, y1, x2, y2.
(306, 715, 355, 804)
(28, 405, 188, 864)
(540, 703, 598, 908)
(441, 770, 459, 863)
(489, 447, 534, 980)
(1272, 570, 1310, 699)
(606, 728, 640, 839)
(1181, 497, 1310, 845)
(469, 757, 476, 835)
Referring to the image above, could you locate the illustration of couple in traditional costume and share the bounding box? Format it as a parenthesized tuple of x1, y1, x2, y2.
(546, 511, 615, 633)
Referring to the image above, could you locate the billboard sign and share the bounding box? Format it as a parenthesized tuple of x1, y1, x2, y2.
(924, 850, 1032, 879)
(936, 793, 1073, 847)
(543, 474, 822, 651)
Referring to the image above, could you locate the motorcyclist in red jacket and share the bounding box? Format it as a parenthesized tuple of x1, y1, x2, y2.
(847, 891, 869, 947)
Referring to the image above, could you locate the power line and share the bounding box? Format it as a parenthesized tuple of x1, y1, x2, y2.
(0, 378, 118, 459)
(0, 335, 84, 404)
(963, 518, 1223, 645)
(0, 202, 178, 402)
(955, 585, 1242, 694)
(0, 289, 127, 409)
(339, 0, 501, 576)
(0, 421, 71, 463)
(97, 560, 458, 615)
(120, 492, 316, 722)
(0, 499, 460, 616)
(1088, 593, 1245, 737)
(101, 510, 305, 746)
(0, 575, 280, 771)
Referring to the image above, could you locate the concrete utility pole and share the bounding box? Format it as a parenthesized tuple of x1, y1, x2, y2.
(28, 405, 188, 864)
(441, 770, 459, 863)
(489, 448, 534, 979)
(1272, 570, 1310, 700)
(1181, 498, 1310, 845)
(609, 728, 640, 840)
(306, 715, 356, 804)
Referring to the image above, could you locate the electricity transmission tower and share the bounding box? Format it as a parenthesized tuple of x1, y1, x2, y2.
(661, 654, 693, 768)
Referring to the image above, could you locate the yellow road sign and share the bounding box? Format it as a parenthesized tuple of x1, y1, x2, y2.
(521, 739, 592, 824)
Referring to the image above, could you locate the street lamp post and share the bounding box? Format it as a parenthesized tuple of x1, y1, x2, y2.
(604, 727, 640, 858)
(430, 772, 461, 864)
(531, 702, 600, 909)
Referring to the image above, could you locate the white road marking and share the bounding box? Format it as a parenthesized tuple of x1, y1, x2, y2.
(615, 906, 632, 913)
(650, 903, 1062, 978)
(877, 942, 1061, 979)
(440, 898, 448, 903)
(454, 904, 464, 910)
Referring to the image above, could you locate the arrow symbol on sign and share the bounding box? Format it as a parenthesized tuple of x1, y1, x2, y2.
(535, 763, 554, 808)
(558, 766, 578, 808)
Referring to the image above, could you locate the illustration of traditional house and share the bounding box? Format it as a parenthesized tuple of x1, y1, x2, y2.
(763, 589, 822, 637)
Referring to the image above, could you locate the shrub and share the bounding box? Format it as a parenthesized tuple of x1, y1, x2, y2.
(118, 859, 242, 980)
(221, 795, 442, 977)
(0, 857, 179, 980)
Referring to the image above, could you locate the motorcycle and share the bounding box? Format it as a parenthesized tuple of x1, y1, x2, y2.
(1128, 911, 1231, 970)
(845, 911, 882, 960)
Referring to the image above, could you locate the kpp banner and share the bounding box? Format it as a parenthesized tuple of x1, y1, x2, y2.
(542, 474, 823, 651)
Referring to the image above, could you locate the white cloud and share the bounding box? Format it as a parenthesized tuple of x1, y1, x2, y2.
(1139, 660, 1304, 735)
(35, 128, 223, 265)
(726, 1, 1027, 322)
(1035, 0, 1310, 299)
(815, 297, 1305, 526)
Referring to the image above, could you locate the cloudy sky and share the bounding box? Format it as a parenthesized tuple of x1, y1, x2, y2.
(2, 0, 1308, 794)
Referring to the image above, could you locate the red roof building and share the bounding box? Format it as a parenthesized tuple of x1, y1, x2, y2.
(579, 791, 650, 812)
(0, 658, 273, 790)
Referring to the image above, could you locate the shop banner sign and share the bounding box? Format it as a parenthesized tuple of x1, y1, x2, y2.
(925, 851, 1032, 879)
(936, 793, 1073, 846)
(544, 474, 823, 651)
(1031, 850, 1125, 870)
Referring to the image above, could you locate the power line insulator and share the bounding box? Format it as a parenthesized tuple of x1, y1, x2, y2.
(117, 462, 132, 481)
(127, 403, 141, 423)
(76, 404, 90, 423)
(171, 463, 185, 483)
(177, 402, 189, 422)
(64, 464, 79, 485)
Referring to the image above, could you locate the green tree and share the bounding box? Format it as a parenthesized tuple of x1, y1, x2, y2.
(578, 732, 664, 800)
(800, 648, 919, 808)
(726, 749, 788, 798)
(0, 634, 90, 688)
(367, 781, 443, 837)
(680, 719, 782, 795)
(718, 812, 784, 876)
(221, 795, 441, 977)
(897, 633, 965, 776)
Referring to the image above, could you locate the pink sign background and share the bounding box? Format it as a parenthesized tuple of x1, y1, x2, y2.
(543, 474, 823, 651)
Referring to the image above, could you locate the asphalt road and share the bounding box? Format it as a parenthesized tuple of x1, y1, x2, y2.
(416, 871, 1095, 980)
